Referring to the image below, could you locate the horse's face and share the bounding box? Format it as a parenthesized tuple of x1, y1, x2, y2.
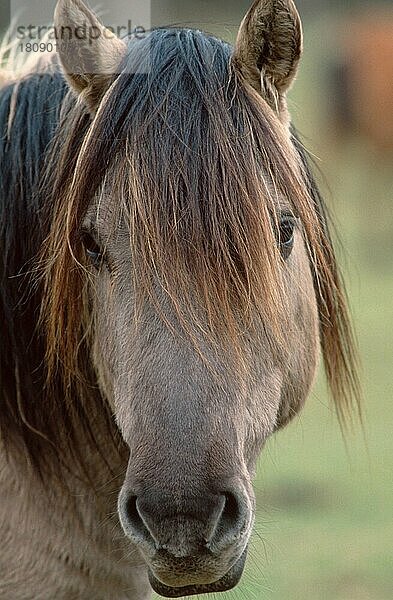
(84, 204, 318, 597)
(55, 0, 319, 596)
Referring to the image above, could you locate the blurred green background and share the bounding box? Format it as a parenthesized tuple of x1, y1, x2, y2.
(248, 12, 393, 599)
(162, 1, 393, 598)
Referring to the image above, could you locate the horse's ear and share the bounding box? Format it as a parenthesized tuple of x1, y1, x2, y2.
(233, 0, 302, 121)
(54, 0, 127, 111)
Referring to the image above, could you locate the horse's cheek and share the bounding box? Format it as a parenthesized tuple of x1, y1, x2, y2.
(275, 264, 320, 430)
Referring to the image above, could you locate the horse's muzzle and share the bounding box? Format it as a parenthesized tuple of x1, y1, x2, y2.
(147, 547, 248, 597)
(118, 481, 253, 594)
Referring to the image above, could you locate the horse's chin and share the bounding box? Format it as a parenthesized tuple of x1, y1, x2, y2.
(148, 548, 248, 598)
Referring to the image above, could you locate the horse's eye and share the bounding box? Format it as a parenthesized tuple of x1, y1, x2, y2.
(278, 215, 296, 259)
(81, 231, 104, 267)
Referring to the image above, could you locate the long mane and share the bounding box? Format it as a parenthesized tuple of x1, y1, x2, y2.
(0, 53, 118, 477)
(0, 65, 67, 468)
(0, 29, 360, 475)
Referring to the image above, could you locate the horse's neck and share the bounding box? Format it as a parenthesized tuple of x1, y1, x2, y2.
(0, 435, 151, 599)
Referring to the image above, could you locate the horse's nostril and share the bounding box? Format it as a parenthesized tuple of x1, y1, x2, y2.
(222, 492, 242, 526)
(120, 494, 155, 546)
(208, 490, 247, 551)
(119, 487, 249, 556)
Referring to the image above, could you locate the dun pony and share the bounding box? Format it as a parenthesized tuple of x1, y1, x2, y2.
(0, 0, 360, 598)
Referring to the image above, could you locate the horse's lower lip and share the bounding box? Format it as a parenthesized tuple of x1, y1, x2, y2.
(147, 547, 248, 598)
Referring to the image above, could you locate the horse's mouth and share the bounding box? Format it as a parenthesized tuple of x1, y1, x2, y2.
(148, 548, 248, 598)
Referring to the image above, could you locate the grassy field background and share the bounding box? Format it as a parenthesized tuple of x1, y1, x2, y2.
(151, 14, 393, 600)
